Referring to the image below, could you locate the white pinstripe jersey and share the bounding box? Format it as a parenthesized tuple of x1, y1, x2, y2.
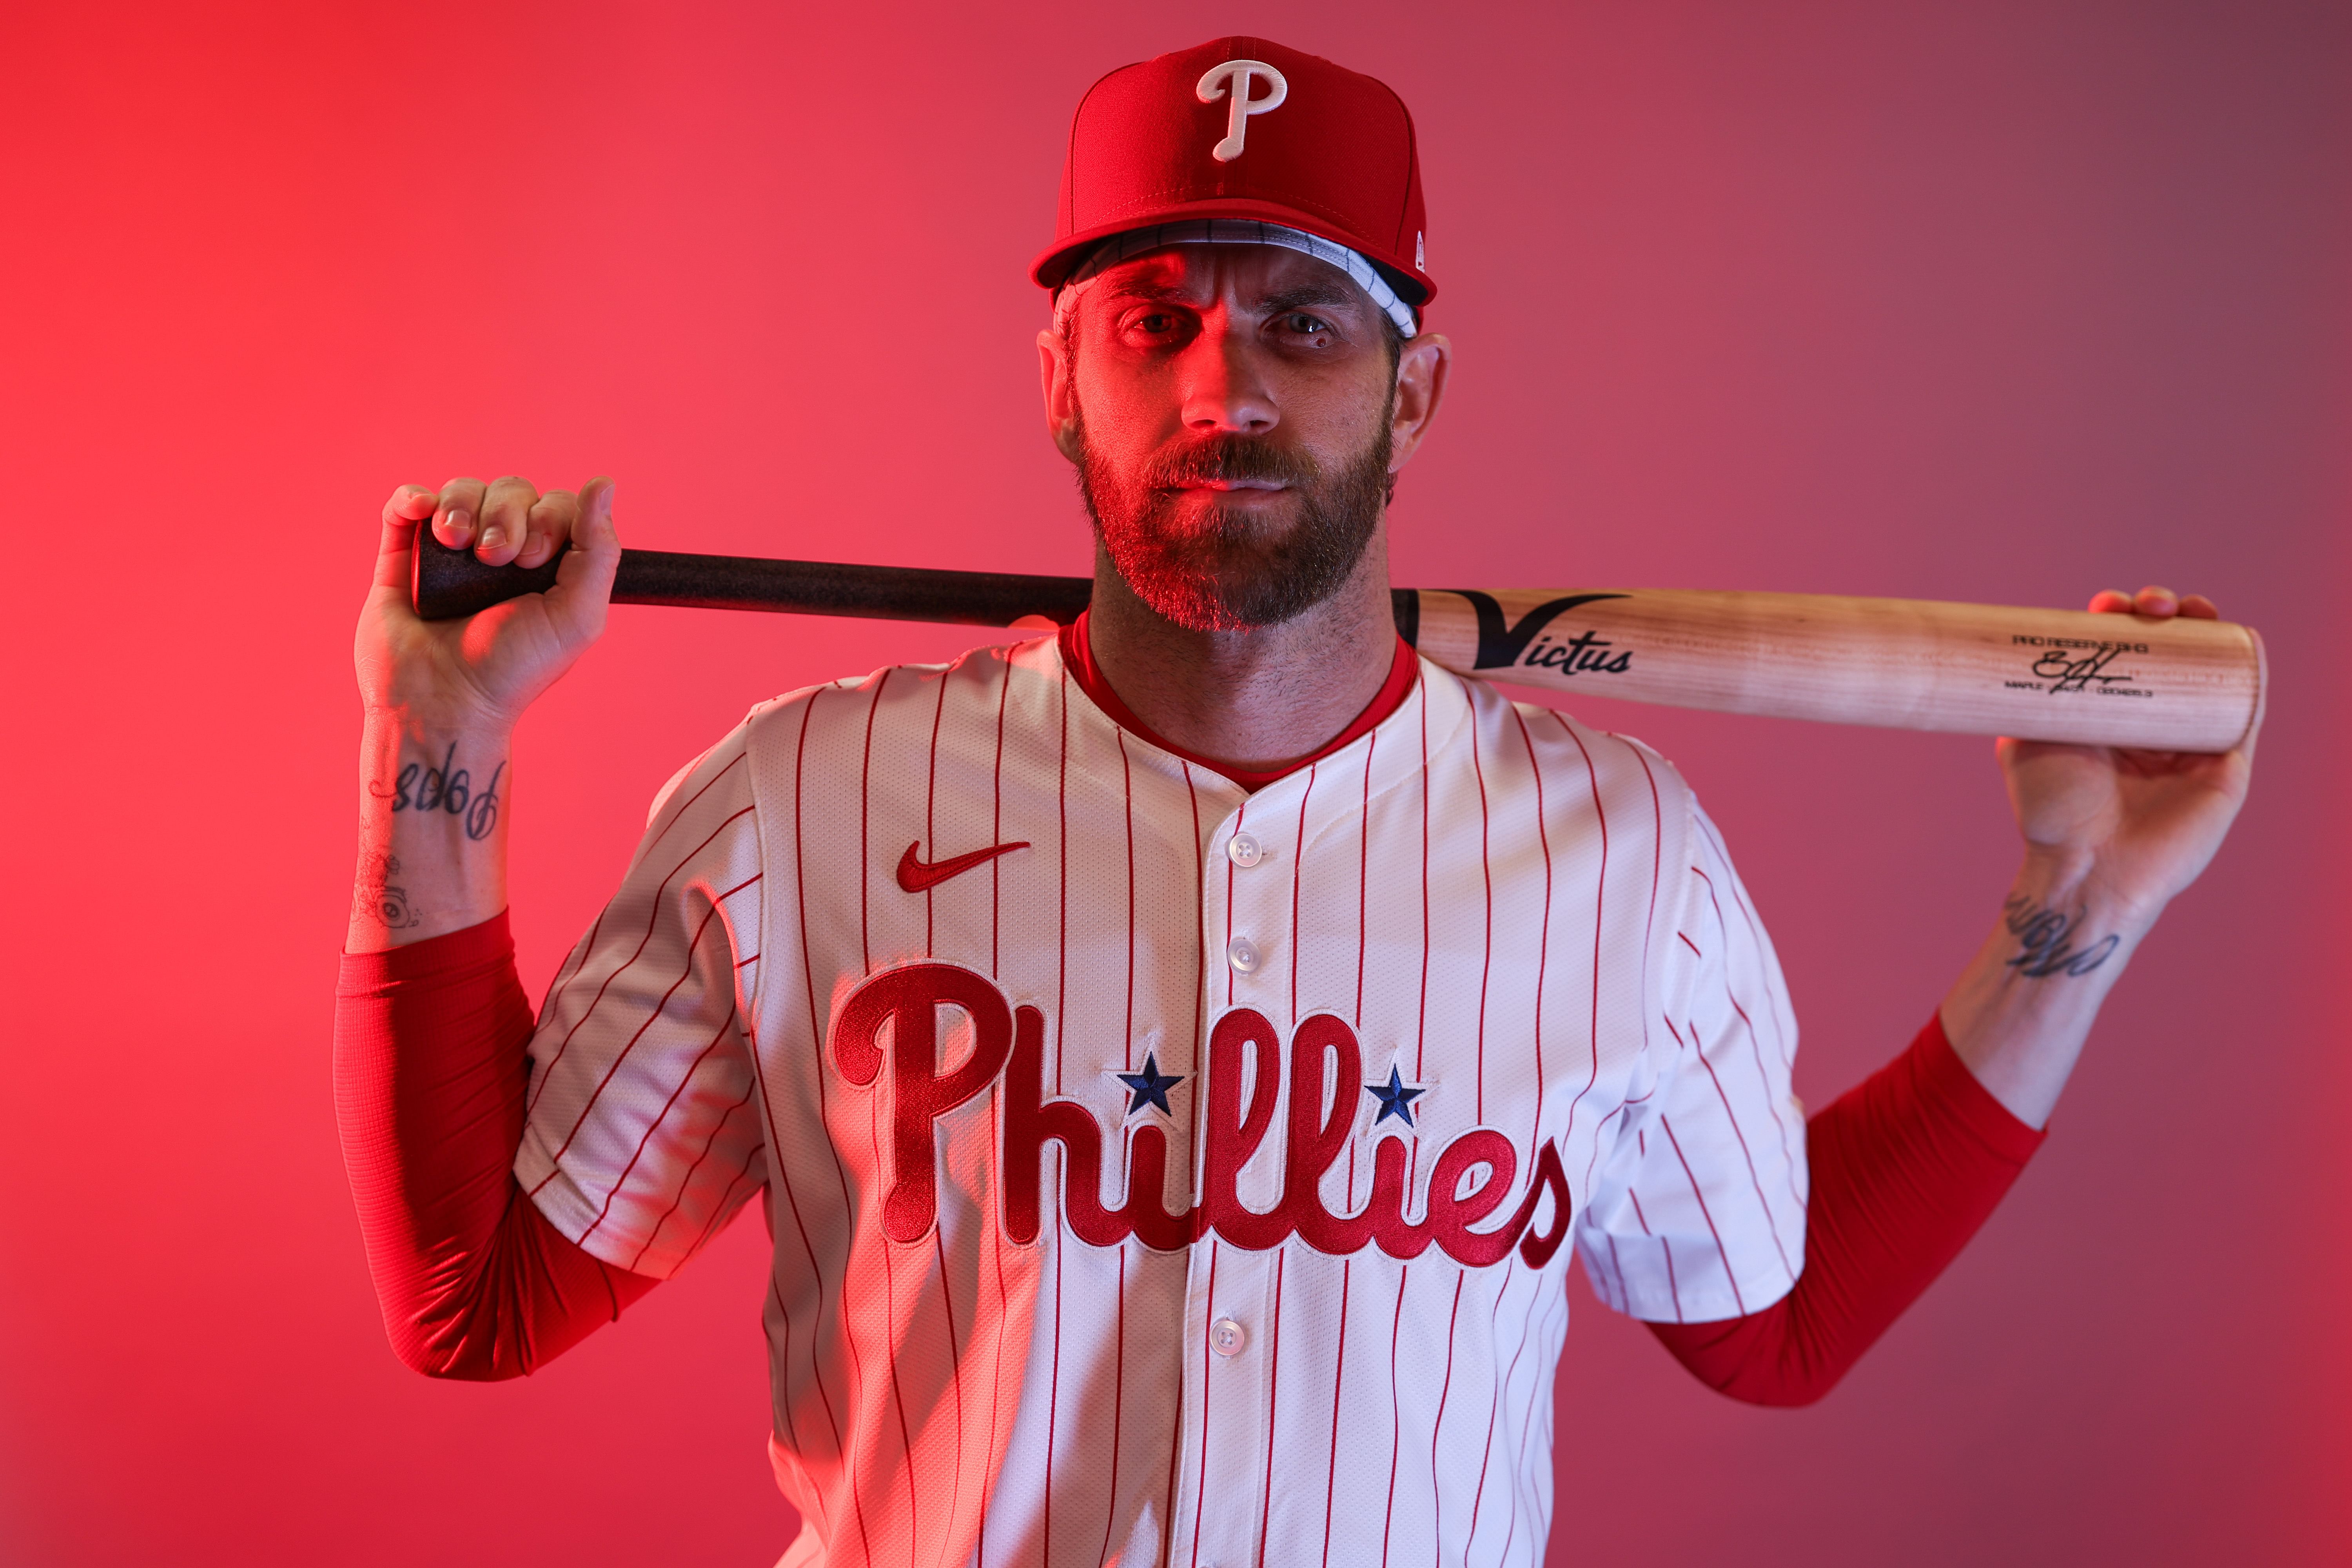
(515, 632, 1805, 1568)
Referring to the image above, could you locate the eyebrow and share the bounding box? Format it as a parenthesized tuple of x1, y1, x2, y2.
(1094, 277, 1371, 318)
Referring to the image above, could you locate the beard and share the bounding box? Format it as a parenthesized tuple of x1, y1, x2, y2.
(1074, 401, 1394, 632)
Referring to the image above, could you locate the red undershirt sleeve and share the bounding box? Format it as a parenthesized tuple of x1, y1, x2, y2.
(1646, 1013, 2047, 1406)
(334, 912, 659, 1381)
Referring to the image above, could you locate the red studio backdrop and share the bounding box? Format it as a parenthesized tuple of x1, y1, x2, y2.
(1, 2, 2346, 1563)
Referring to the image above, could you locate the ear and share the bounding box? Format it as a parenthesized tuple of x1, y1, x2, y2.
(1038, 325, 1083, 465)
(1386, 332, 1452, 475)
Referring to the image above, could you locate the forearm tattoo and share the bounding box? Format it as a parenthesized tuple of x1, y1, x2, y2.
(370, 742, 505, 842)
(354, 848, 421, 930)
(2002, 894, 2120, 979)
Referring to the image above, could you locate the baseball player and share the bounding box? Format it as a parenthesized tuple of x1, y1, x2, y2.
(336, 37, 2254, 1567)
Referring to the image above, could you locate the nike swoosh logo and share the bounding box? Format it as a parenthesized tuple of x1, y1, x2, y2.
(897, 838, 1030, 893)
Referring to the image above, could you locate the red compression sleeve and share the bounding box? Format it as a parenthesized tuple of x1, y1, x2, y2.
(333, 913, 658, 1380)
(1646, 1014, 2045, 1406)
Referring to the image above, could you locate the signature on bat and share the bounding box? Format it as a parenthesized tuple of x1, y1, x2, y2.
(2006, 634, 2156, 698)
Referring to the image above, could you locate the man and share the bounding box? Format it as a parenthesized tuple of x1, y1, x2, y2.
(337, 37, 2253, 1566)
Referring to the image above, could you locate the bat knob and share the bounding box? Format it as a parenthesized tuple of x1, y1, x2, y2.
(412, 524, 566, 621)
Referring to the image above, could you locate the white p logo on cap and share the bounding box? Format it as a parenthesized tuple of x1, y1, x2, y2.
(1196, 60, 1288, 162)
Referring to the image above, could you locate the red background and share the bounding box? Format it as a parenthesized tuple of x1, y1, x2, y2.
(2, 2, 2346, 1563)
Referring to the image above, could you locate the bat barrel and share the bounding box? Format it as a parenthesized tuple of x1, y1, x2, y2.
(1406, 588, 2264, 753)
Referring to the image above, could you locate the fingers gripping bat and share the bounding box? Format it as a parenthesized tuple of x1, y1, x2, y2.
(412, 528, 2263, 753)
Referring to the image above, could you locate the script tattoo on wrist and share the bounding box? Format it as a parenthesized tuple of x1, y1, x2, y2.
(356, 849, 422, 929)
(2002, 894, 2120, 979)
(372, 742, 505, 842)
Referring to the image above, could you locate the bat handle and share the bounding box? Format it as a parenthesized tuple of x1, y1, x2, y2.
(411, 521, 1107, 628)
(410, 523, 562, 620)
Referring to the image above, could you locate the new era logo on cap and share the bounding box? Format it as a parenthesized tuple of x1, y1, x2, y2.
(1033, 37, 1434, 309)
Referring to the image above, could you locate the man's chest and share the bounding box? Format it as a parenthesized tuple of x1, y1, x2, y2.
(747, 672, 1661, 1265)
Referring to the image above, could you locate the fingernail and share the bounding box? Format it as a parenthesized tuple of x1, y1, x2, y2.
(443, 509, 472, 543)
(478, 523, 503, 549)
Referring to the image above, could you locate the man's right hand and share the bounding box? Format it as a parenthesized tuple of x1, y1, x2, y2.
(347, 476, 619, 953)
(357, 475, 621, 731)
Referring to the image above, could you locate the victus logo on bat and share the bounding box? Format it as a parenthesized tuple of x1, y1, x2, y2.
(1455, 590, 1637, 678)
(830, 962, 1573, 1269)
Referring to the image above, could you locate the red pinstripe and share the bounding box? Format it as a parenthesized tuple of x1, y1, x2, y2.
(1468, 726, 1493, 1121)
(1507, 709, 1552, 1146)
(926, 662, 947, 955)
(1688, 858, 1806, 1209)
(1693, 811, 1797, 1071)
(1426, 1273, 1466, 1560)
(853, 673, 921, 1562)
(717, 817, 839, 1502)
(1379, 1264, 1409, 1568)
(1625, 1183, 1687, 1321)
(1252, 1250, 1288, 1568)
(1120, 731, 1136, 1069)
(979, 651, 1017, 1568)
(859, 672, 886, 976)
(1659, 1115, 1746, 1315)
(524, 807, 756, 1118)
(793, 687, 879, 1568)
(1355, 730, 1374, 1026)
(1686, 1016, 1796, 1276)
(1464, 1269, 1521, 1558)
(992, 650, 1011, 979)
(530, 877, 759, 1184)
(1291, 762, 1317, 1024)
(1495, 1281, 1569, 1565)
(1094, 1248, 1127, 1568)
(1542, 712, 1609, 1154)
(1044, 1232, 1063, 1566)
(1185, 1239, 1223, 1568)
(1318, 1257, 1353, 1568)
(1041, 660, 1074, 1568)
(1163, 762, 1204, 1568)
(622, 1067, 759, 1270)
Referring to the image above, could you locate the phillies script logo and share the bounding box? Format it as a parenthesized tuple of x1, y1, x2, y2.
(833, 964, 1572, 1269)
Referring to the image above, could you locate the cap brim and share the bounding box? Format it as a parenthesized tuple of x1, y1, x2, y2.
(1031, 196, 1433, 307)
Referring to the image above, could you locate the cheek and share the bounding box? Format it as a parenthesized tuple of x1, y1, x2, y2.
(1073, 370, 1176, 461)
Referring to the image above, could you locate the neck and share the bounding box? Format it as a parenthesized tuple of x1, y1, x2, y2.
(1083, 530, 1399, 773)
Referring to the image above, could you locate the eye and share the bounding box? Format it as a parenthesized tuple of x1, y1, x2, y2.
(1120, 308, 1187, 342)
(1275, 311, 1336, 341)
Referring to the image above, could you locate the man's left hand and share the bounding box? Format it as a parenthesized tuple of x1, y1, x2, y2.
(1994, 585, 2258, 926)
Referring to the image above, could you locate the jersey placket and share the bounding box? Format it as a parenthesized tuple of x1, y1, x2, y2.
(1167, 776, 1310, 1568)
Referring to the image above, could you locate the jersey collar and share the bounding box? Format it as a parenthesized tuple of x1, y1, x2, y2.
(1057, 609, 1421, 792)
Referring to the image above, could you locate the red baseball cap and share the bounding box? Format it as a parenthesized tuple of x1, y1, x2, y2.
(1032, 37, 1434, 313)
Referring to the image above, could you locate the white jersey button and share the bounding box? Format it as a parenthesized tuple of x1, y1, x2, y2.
(1209, 1317, 1247, 1357)
(1226, 937, 1261, 973)
(1227, 832, 1264, 867)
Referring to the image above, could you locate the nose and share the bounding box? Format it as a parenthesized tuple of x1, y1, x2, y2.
(1174, 316, 1279, 436)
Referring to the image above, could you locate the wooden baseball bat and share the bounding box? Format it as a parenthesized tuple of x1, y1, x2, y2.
(412, 527, 2263, 752)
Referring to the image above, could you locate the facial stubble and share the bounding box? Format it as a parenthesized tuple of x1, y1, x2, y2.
(1073, 385, 1396, 633)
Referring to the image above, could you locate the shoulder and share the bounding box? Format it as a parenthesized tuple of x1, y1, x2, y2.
(1435, 667, 1699, 827)
(730, 635, 1064, 776)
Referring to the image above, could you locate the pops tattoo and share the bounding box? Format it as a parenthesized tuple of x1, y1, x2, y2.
(336, 35, 2256, 1568)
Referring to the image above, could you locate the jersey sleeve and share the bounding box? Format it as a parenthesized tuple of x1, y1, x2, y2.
(513, 730, 770, 1281)
(1576, 799, 1809, 1323)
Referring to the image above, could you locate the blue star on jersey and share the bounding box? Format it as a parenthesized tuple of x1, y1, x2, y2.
(1365, 1066, 1426, 1127)
(1116, 1052, 1185, 1118)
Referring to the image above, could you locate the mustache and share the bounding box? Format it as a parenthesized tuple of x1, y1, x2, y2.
(1141, 436, 1323, 491)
